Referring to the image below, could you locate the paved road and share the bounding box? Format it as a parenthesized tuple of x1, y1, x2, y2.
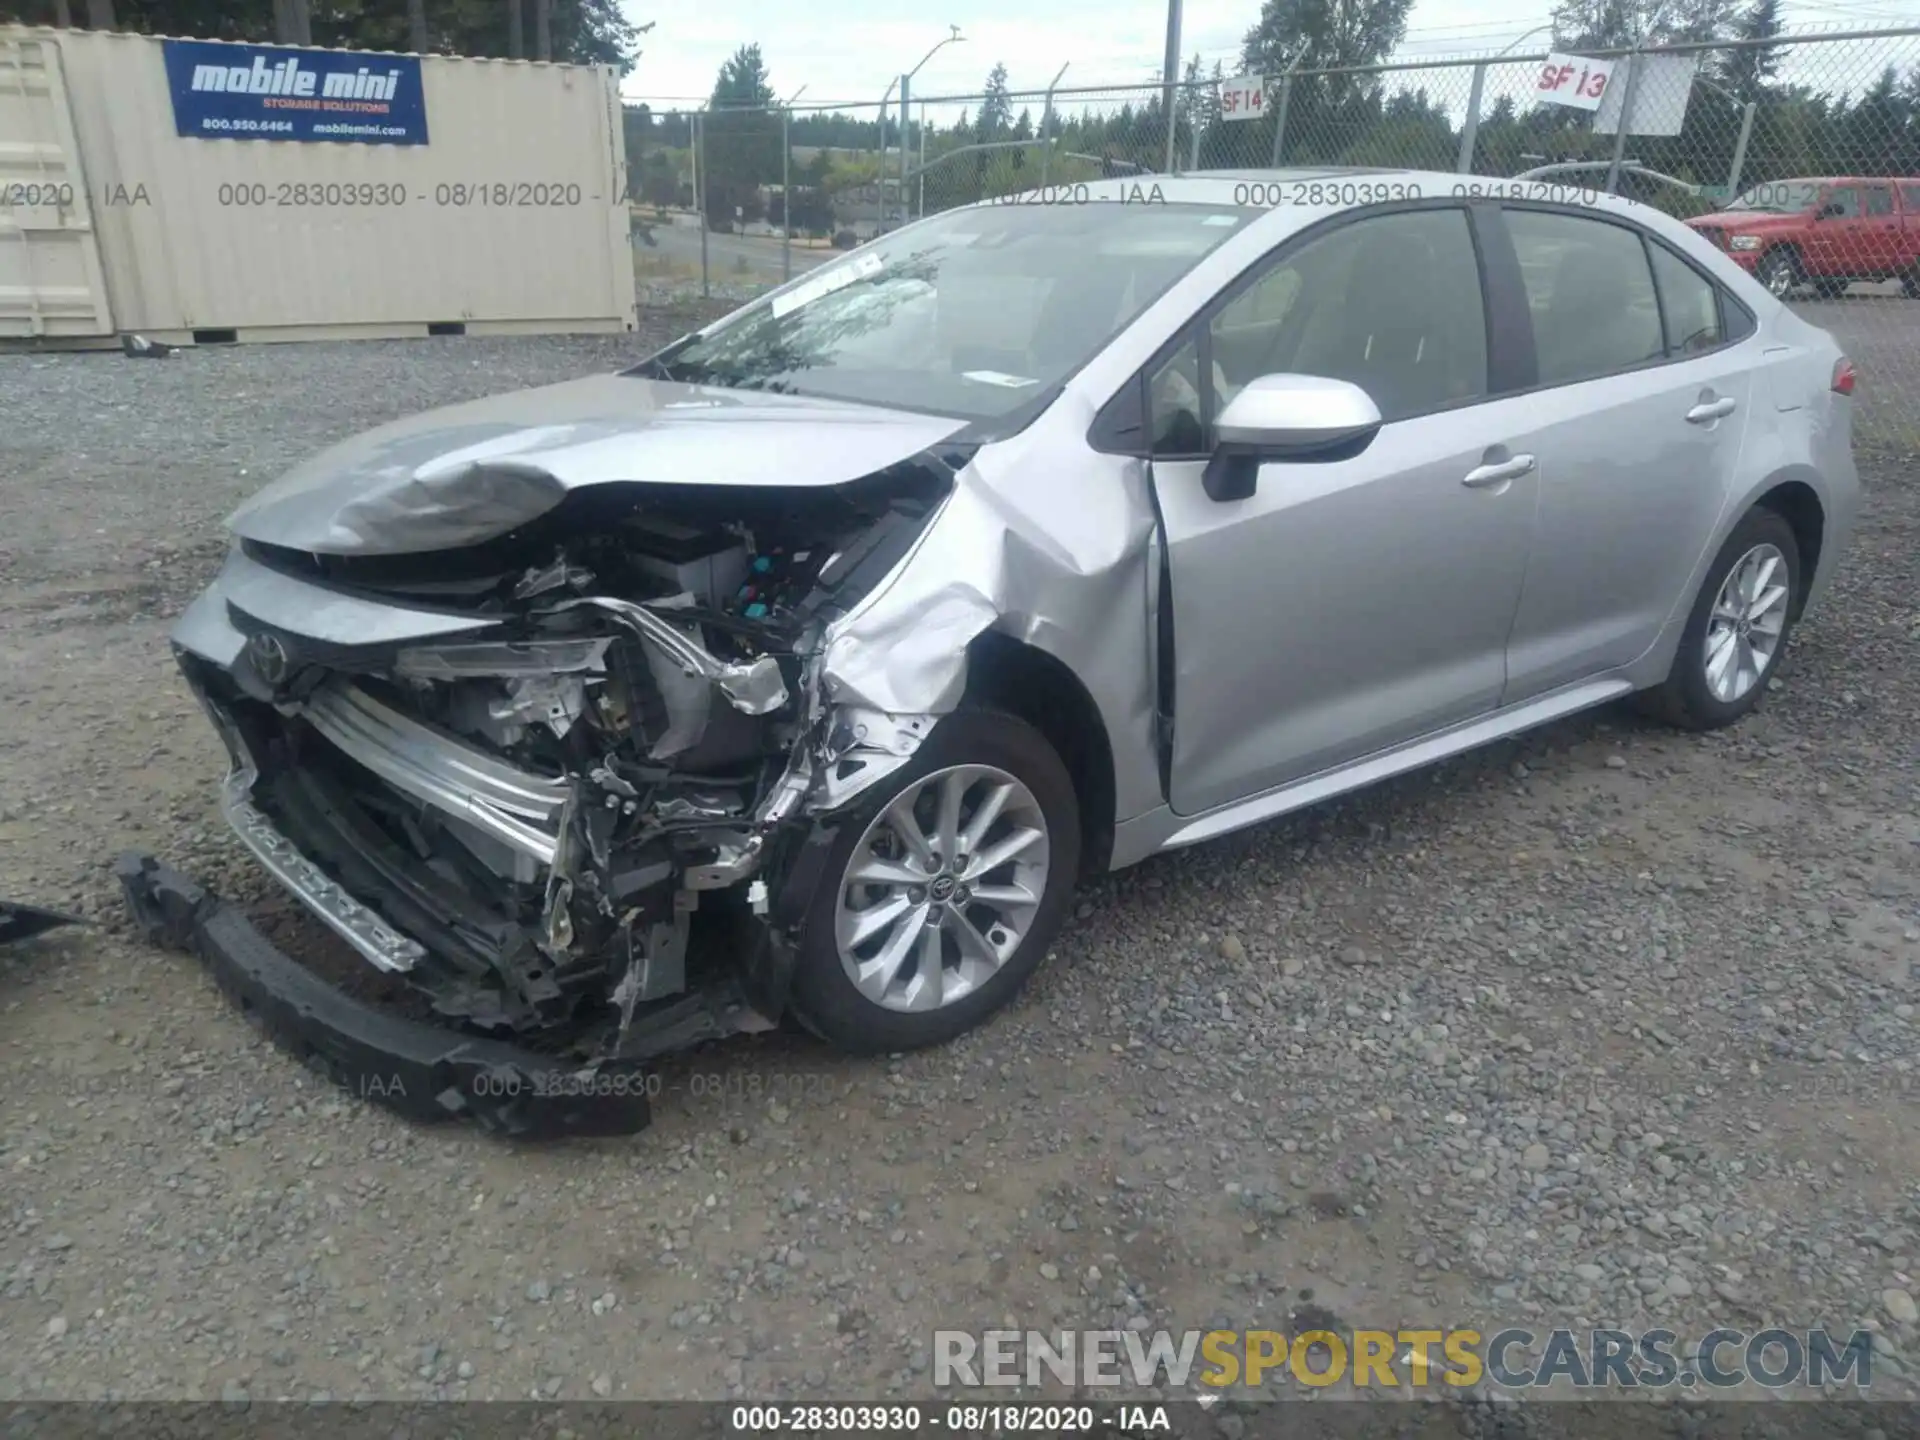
(640, 221, 833, 283)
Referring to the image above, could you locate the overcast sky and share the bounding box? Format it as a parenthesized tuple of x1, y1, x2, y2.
(616, 0, 1920, 114)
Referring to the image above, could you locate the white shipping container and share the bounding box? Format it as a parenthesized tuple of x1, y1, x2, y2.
(1, 26, 637, 343)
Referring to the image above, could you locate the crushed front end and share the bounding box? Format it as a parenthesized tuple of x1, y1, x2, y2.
(137, 462, 956, 1128)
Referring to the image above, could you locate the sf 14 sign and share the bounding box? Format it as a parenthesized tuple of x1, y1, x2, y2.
(1219, 75, 1268, 120)
(1535, 52, 1615, 112)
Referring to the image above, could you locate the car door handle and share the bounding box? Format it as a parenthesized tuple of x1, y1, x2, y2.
(1461, 454, 1535, 488)
(1686, 397, 1738, 423)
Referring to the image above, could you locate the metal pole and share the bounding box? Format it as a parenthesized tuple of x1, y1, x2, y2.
(1190, 111, 1202, 171)
(1268, 69, 1295, 166)
(781, 108, 791, 282)
(1161, 0, 1182, 173)
(918, 101, 928, 217)
(694, 111, 709, 298)
(1726, 100, 1756, 203)
(1456, 62, 1486, 174)
(1039, 63, 1068, 187)
(1604, 52, 1641, 195)
(899, 73, 910, 227)
(873, 80, 896, 236)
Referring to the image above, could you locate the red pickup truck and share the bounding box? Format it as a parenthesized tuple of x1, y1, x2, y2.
(1686, 176, 1920, 299)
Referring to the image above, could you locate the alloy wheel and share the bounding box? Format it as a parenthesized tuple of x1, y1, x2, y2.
(834, 764, 1051, 1013)
(1703, 542, 1790, 704)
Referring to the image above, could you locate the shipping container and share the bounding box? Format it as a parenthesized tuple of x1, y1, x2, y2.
(0, 26, 637, 344)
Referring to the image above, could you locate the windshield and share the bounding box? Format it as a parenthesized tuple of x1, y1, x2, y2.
(1725, 179, 1827, 214)
(634, 200, 1252, 420)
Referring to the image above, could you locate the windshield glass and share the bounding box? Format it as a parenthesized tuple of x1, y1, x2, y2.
(1725, 179, 1827, 213)
(634, 200, 1251, 419)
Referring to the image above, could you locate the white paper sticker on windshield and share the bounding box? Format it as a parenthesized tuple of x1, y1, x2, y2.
(1202, 214, 1241, 225)
(962, 370, 1039, 388)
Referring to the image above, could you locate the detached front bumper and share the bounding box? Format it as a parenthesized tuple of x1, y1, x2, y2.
(114, 853, 656, 1138)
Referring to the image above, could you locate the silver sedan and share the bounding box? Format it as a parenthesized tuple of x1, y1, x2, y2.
(161, 168, 1859, 1073)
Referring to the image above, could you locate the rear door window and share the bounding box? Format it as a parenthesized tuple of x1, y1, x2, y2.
(1504, 208, 1665, 386)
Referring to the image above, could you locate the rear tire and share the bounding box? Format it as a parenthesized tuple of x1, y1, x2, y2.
(1636, 507, 1801, 732)
(787, 708, 1080, 1054)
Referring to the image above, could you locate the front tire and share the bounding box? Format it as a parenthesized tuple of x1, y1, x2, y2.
(788, 708, 1080, 1054)
(1811, 276, 1849, 300)
(1758, 249, 1802, 299)
(1636, 507, 1801, 732)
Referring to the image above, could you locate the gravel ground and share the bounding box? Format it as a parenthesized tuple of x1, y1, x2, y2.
(2, 301, 1917, 1410)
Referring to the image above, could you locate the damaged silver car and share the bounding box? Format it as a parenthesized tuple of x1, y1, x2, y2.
(152, 170, 1858, 1089)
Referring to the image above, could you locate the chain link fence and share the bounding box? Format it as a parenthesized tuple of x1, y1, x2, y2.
(626, 25, 1920, 444)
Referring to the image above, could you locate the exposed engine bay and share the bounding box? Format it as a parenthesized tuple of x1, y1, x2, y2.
(180, 457, 960, 1065)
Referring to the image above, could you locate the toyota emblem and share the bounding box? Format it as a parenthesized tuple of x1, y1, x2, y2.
(247, 631, 291, 685)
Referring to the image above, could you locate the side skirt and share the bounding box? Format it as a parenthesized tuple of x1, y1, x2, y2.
(1111, 675, 1635, 866)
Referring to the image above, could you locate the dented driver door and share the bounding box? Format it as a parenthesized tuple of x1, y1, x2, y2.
(1143, 204, 1537, 819)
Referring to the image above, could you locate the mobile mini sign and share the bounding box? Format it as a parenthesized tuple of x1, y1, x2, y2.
(161, 40, 429, 145)
(1534, 52, 1615, 112)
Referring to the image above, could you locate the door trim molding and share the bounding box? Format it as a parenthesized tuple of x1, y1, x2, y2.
(1144, 674, 1634, 854)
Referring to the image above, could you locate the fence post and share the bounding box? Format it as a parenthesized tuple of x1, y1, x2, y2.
(1190, 112, 1202, 171)
(781, 108, 791, 283)
(693, 110, 709, 299)
(1456, 61, 1486, 174)
(1039, 63, 1068, 188)
(1604, 51, 1645, 194)
(1162, 0, 1183, 173)
(1726, 99, 1755, 203)
(1268, 68, 1296, 166)
(918, 101, 928, 217)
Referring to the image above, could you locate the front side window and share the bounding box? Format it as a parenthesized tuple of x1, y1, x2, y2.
(1823, 187, 1861, 218)
(638, 202, 1251, 422)
(1147, 207, 1488, 452)
(1647, 243, 1722, 355)
(1505, 208, 1664, 386)
(1866, 185, 1895, 217)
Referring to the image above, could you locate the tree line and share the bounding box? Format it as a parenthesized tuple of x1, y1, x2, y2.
(629, 0, 1917, 233)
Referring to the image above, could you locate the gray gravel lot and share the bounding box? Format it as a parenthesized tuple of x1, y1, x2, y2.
(1, 300, 1917, 1409)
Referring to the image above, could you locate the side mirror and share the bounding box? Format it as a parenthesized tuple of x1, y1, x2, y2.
(1203, 374, 1384, 502)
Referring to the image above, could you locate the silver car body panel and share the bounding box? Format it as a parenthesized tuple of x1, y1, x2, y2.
(221, 546, 501, 647)
(170, 169, 1861, 1003)
(226, 373, 975, 555)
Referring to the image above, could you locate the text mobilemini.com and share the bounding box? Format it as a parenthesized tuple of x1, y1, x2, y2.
(931, 1327, 1879, 1391)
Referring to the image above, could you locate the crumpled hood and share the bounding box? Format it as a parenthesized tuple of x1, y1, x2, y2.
(227, 373, 972, 555)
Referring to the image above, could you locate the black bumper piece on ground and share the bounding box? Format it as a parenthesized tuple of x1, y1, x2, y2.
(0, 900, 83, 946)
(114, 852, 653, 1139)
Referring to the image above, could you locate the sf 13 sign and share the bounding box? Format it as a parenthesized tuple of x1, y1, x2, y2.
(1535, 51, 1615, 112)
(1219, 75, 1268, 120)
(161, 39, 429, 145)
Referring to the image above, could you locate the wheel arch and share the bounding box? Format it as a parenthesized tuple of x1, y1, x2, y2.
(964, 632, 1117, 877)
(1751, 477, 1826, 619)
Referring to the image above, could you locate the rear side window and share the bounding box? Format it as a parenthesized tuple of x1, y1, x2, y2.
(1903, 184, 1920, 213)
(1505, 209, 1664, 386)
(1647, 243, 1722, 355)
